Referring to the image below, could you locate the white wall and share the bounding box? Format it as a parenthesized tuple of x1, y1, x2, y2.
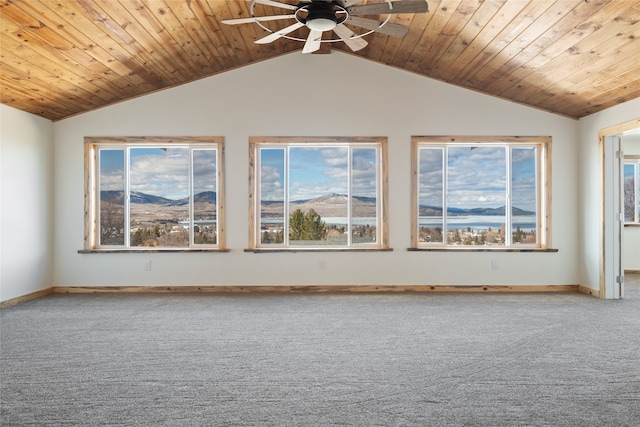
(1, 105, 54, 302)
(623, 132, 640, 271)
(53, 52, 580, 289)
(578, 98, 640, 290)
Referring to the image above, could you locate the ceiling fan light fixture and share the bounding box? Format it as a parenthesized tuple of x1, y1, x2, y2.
(307, 17, 337, 31)
(306, 8, 337, 32)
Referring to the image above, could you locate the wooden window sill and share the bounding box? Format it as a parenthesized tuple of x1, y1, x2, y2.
(245, 248, 393, 253)
(407, 247, 558, 253)
(78, 248, 230, 254)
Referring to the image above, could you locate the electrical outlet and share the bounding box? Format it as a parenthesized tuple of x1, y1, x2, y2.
(491, 259, 498, 270)
(144, 261, 152, 271)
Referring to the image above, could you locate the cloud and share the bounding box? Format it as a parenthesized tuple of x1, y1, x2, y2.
(98, 147, 218, 201)
(261, 164, 284, 200)
(418, 146, 537, 211)
(100, 169, 124, 191)
(351, 150, 377, 198)
(259, 145, 380, 201)
(129, 148, 190, 199)
(289, 147, 348, 200)
(193, 150, 217, 192)
(419, 148, 443, 206)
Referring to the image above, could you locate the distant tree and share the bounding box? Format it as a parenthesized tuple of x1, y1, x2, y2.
(289, 208, 327, 241)
(100, 201, 124, 245)
(302, 209, 327, 240)
(194, 226, 216, 245)
(624, 178, 635, 220)
(289, 209, 305, 240)
(514, 225, 523, 243)
(131, 229, 143, 246)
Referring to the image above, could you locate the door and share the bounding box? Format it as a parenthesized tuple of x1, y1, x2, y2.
(603, 135, 624, 299)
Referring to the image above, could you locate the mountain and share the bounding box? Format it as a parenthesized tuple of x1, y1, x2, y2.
(194, 191, 217, 204)
(174, 191, 217, 205)
(100, 191, 216, 205)
(419, 205, 535, 216)
(288, 193, 376, 205)
(130, 191, 176, 205)
(101, 190, 125, 204)
(262, 193, 377, 217)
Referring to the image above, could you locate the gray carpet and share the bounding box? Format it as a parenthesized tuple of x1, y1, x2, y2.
(2, 276, 639, 426)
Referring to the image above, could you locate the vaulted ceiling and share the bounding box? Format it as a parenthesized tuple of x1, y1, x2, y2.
(1, 0, 639, 121)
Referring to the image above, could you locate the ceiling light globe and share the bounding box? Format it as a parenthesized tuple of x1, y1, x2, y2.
(307, 17, 337, 32)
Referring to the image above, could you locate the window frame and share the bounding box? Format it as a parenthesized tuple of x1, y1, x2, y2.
(82, 136, 226, 253)
(410, 135, 554, 252)
(248, 136, 390, 252)
(624, 157, 640, 225)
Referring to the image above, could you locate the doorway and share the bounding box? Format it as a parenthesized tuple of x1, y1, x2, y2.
(599, 119, 640, 299)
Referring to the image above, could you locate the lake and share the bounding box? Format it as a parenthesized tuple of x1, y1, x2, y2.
(420, 215, 536, 232)
(261, 217, 376, 226)
(261, 215, 536, 231)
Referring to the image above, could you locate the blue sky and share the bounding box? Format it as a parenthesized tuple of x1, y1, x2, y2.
(419, 146, 536, 211)
(260, 146, 377, 201)
(624, 163, 635, 182)
(99, 147, 217, 200)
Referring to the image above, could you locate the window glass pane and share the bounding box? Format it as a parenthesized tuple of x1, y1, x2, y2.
(99, 149, 125, 245)
(260, 148, 285, 244)
(447, 146, 506, 246)
(129, 147, 189, 247)
(193, 149, 217, 245)
(289, 147, 348, 246)
(624, 163, 635, 222)
(512, 147, 538, 244)
(418, 148, 444, 244)
(413, 137, 548, 250)
(352, 148, 378, 244)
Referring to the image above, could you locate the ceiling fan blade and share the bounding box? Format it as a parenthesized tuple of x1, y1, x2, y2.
(255, 22, 305, 44)
(348, 1, 428, 15)
(346, 16, 409, 37)
(221, 14, 296, 25)
(302, 30, 323, 53)
(248, 0, 299, 11)
(333, 24, 368, 52)
(339, 0, 361, 6)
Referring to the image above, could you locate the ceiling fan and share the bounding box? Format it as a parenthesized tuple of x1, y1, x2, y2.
(222, 0, 429, 54)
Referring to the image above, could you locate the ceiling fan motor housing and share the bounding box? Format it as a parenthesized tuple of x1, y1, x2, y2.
(305, 2, 338, 31)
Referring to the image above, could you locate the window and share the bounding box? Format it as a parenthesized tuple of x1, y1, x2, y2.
(624, 160, 640, 224)
(411, 136, 551, 250)
(248, 137, 389, 250)
(83, 137, 225, 251)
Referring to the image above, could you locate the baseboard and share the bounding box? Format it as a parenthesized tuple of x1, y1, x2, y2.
(2, 285, 583, 308)
(0, 288, 54, 309)
(53, 284, 580, 294)
(578, 285, 600, 298)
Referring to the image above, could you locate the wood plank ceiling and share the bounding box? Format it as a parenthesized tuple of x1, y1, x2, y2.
(1, 0, 639, 121)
